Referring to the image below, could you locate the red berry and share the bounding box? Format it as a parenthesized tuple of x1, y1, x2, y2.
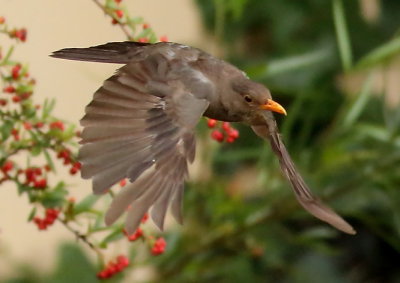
(23, 122, 32, 130)
(25, 168, 36, 183)
(106, 263, 118, 275)
(117, 255, 129, 266)
(34, 167, 42, 175)
(222, 122, 231, 132)
(33, 178, 47, 189)
(97, 269, 111, 279)
(211, 130, 224, 142)
(69, 167, 78, 175)
(115, 9, 124, 18)
(207, 119, 217, 128)
(20, 92, 31, 100)
(114, 0, 122, 3)
(143, 23, 150, 29)
(228, 128, 239, 139)
(126, 227, 143, 241)
(50, 121, 64, 131)
(111, 18, 118, 25)
(3, 86, 15, 93)
(2, 160, 13, 172)
(34, 121, 44, 128)
(45, 208, 59, 224)
(119, 178, 127, 187)
(11, 128, 19, 140)
(0, 99, 7, 106)
(11, 64, 21, 80)
(73, 162, 81, 169)
(33, 217, 48, 230)
(151, 237, 167, 255)
(138, 37, 148, 43)
(0, 17, 5, 24)
(141, 212, 149, 223)
(15, 28, 27, 42)
(12, 95, 21, 103)
(226, 136, 235, 143)
(11, 128, 18, 136)
(159, 35, 168, 42)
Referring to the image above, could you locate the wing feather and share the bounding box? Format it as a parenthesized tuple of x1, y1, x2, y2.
(78, 54, 210, 234)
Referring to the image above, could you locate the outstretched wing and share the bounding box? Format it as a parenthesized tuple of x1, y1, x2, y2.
(78, 53, 210, 234)
(252, 123, 356, 235)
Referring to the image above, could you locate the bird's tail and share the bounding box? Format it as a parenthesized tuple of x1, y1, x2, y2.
(252, 123, 356, 235)
(50, 41, 152, 64)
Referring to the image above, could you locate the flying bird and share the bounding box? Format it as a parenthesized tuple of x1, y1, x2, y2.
(51, 41, 355, 235)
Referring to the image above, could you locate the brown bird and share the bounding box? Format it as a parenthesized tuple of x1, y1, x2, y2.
(51, 41, 355, 235)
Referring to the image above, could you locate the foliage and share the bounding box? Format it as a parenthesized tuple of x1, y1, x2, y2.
(158, 0, 400, 282)
(0, 1, 168, 281)
(2, 0, 400, 282)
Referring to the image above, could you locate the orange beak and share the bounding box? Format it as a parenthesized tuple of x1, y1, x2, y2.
(260, 99, 287, 115)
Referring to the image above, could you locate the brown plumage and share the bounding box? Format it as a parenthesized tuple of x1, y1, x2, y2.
(51, 41, 356, 235)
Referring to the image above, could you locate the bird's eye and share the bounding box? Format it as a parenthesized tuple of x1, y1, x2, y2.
(244, 95, 252, 103)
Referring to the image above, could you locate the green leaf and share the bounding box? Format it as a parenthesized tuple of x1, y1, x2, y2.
(227, 0, 248, 20)
(41, 182, 68, 208)
(343, 73, 373, 129)
(27, 206, 37, 222)
(43, 149, 56, 172)
(252, 47, 332, 78)
(332, 0, 353, 71)
(73, 195, 101, 215)
(49, 243, 97, 283)
(0, 45, 14, 65)
(355, 36, 400, 69)
(100, 226, 124, 248)
(0, 120, 13, 141)
(41, 98, 56, 120)
(62, 124, 76, 140)
(16, 83, 34, 94)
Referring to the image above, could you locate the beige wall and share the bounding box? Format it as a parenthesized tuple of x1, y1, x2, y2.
(0, 0, 206, 279)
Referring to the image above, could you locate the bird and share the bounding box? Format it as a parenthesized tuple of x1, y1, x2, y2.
(51, 41, 356, 235)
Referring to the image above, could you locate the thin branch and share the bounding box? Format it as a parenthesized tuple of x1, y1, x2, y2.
(92, 0, 134, 40)
(58, 218, 105, 262)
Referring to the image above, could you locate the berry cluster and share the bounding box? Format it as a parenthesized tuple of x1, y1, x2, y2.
(2, 7, 175, 280)
(124, 227, 143, 241)
(122, 212, 167, 256)
(97, 255, 130, 280)
(33, 208, 60, 230)
(151, 237, 167, 255)
(0, 17, 27, 42)
(207, 119, 240, 143)
(57, 148, 81, 175)
(1, 63, 34, 106)
(104, 1, 167, 43)
(25, 167, 47, 189)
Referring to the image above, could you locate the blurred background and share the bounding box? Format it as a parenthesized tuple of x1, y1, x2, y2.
(1, 0, 400, 282)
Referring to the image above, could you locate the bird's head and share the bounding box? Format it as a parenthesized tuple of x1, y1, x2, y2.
(230, 78, 286, 121)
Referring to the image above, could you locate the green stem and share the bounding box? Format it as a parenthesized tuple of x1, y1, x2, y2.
(332, 0, 353, 71)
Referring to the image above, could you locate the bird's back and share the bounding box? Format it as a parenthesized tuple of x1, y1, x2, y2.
(51, 41, 206, 65)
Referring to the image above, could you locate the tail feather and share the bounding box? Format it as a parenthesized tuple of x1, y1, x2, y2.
(50, 41, 151, 64)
